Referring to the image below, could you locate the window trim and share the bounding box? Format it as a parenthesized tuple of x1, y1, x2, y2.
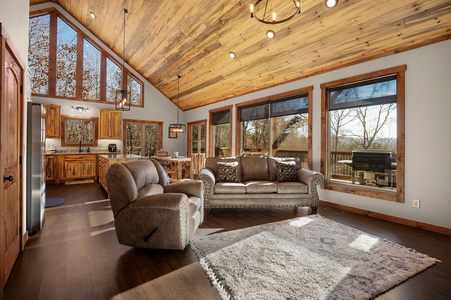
(209, 105, 233, 157)
(235, 86, 313, 169)
(29, 8, 144, 107)
(187, 120, 207, 156)
(320, 65, 406, 203)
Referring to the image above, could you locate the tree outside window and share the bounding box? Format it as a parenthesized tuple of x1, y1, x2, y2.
(29, 14, 50, 94)
(124, 120, 162, 157)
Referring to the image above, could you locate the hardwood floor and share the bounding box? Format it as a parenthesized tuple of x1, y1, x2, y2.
(3, 182, 451, 299)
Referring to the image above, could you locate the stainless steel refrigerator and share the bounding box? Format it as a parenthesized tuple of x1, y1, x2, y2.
(26, 102, 46, 234)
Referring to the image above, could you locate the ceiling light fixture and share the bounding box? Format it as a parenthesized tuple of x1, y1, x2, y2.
(325, 0, 338, 8)
(250, 1, 338, 38)
(71, 106, 89, 113)
(229, 52, 236, 59)
(250, 0, 301, 25)
(115, 2, 131, 111)
(89, 12, 97, 19)
(169, 75, 186, 134)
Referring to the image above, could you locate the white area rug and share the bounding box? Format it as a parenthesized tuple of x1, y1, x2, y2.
(191, 215, 439, 300)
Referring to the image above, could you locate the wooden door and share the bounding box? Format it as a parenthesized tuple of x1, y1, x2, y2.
(1, 25, 24, 296)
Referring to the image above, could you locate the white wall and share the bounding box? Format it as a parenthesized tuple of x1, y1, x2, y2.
(0, 0, 31, 237)
(30, 2, 186, 156)
(185, 40, 451, 229)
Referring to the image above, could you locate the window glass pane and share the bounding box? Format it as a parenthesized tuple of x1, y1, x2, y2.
(82, 39, 101, 100)
(144, 123, 159, 157)
(200, 124, 206, 140)
(271, 96, 308, 117)
(213, 123, 230, 156)
(193, 125, 199, 140)
(125, 122, 142, 154)
(329, 77, 397, 110)
(328, 76, 398, 191)
(56, 17, 77, 97)
(106, 58, 122, 102)
(242, 119, 270, 151)
(212, 110, 230, 125)
(240, 103, 269, 121)
(272, 114, 308, 166)
(127, 74, 142, 105)
(29, 14, 50, 94)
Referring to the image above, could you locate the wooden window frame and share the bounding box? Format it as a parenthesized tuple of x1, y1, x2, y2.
(209, 105, 233, 157)
(29, 8, 144, 107)
(187, 120, 207, 157)
(320, 65, 406, 203)
(122, 119, 163, 157)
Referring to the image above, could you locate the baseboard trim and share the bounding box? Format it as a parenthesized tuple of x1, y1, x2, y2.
(319, 200, 451, 236)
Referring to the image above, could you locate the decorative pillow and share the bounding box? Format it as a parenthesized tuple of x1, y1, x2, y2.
(217, 162, 240, 182)
(275, 160, 298, 182)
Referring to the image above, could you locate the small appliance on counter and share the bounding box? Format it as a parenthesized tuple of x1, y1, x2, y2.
(108, 144, 117, 152)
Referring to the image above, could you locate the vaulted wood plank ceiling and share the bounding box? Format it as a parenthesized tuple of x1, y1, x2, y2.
(29, 0, 451, 111)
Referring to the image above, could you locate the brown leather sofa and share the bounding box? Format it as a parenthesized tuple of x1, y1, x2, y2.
(106, 159, 203, 250)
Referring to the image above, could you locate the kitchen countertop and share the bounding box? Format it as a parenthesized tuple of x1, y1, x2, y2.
(98, 154, 143, 160)
(45, 150, 122, 155)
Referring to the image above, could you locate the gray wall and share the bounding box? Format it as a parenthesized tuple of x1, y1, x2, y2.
(184, 40, 451, 229)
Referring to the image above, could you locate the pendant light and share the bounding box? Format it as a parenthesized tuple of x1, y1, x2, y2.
(169, 75, 186, 134)
(115, 2, 131, 111)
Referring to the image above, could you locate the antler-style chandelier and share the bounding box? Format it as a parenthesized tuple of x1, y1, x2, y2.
(250, 0, 338, 38)
(115, 2, 131, 111)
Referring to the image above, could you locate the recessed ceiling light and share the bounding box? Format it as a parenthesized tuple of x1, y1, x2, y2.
(90, 12, 97, 19)
(266, 30, 275, 39)
(325, 0, 338, 8)
(229, 52, 236, 59)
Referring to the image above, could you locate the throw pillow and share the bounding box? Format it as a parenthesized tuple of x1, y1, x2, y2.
(217, 162, 240, 182)
(275, 160, 298, 182)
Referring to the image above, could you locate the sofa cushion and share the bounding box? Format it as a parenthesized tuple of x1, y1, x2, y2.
(241, 156, 270, 182)
(244, 181, 278, 194)
(137, 183, 164, 198)
(205, 156, 241, 180)
(215, 182, 246, 194)
(275, 160, 298, 182)
(277, 182, 309, 194)
(268, 157, 302, 181)
(217, 162, 240, 182)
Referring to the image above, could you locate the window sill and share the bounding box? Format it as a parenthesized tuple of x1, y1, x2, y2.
(323, 181, 400, 202)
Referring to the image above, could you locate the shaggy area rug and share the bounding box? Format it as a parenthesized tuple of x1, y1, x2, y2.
(191, 215, 439, 300)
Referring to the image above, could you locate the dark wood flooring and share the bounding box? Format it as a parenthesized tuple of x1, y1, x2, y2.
(3, 182, 451, 299)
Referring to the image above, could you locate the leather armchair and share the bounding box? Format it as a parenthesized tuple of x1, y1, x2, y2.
(105, 159, 203, 250)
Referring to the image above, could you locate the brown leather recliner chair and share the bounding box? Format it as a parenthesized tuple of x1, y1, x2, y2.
(105, 159, 203, 250)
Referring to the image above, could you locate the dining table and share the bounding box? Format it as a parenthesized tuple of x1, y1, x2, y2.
(152, 156, 191, 181)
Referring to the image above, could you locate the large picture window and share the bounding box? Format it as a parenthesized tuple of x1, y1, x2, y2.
(28, 9, 143, 107)
(321, 65, 406, 202)
(236, 87, 312, 169)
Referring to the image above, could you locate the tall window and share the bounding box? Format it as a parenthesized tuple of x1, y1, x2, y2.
(210, 106, 232, 157)
(28, 14, 50, 94)
(188, 121, 206, 156)
(56, 17, 77, 97)
(321, 65, 406, 202)
(106, 58, 122, 102)
(28, 10, 143, 106)
(82, 39, 101, 100)
(124, 120, 162, 157)
(236, 87, 312, 168)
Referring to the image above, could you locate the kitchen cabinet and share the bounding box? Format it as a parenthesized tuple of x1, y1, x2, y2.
(43, 104, 61, 138)
(45, 155, 56, 181)
(99, 110, 122, 139)
(57, 154, 97, 181)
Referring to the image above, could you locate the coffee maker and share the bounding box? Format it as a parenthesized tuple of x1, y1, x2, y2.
(108, 144, 117, 152)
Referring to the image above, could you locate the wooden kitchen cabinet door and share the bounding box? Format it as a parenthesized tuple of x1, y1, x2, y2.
(43, 104, 61, 138)
(99, 110, 122, 139)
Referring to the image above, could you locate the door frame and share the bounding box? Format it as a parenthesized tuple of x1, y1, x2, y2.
(0, 23, 25, 297)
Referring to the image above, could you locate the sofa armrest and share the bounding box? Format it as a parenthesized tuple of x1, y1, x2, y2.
(164, 180, 203, 199)
(199, 168, 216, 211)
(130, 193, 188, 210)
(298, 168, 324, 208)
